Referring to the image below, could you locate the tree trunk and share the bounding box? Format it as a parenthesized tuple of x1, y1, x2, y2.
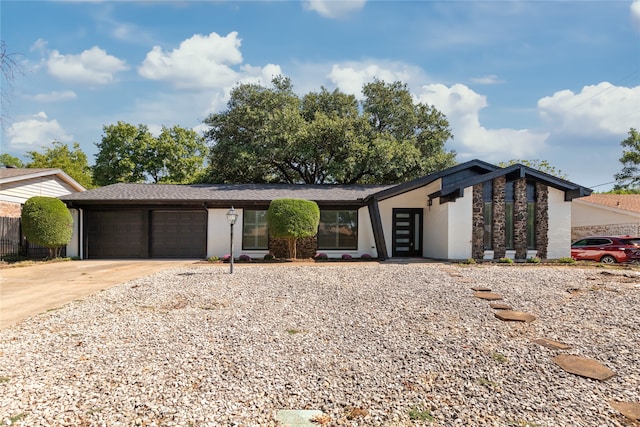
(288, 239, 297, 259)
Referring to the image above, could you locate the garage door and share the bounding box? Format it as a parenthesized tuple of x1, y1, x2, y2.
(86, 210, 145, 259)
(151, 210, 207, 258)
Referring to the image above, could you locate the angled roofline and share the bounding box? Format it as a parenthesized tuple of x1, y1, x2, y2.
(436, 163, 592, 202)
(0, 168, 86, 192)
(367, 159, 499, 202)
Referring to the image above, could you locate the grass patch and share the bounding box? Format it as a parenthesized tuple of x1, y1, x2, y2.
(498, 257, 514, 264)
(477, 377, 499, 388)
(9, 413, 27, 423)
(286, 328, 306, 335)
(491, 352, 508, 363)
(408, 405, 434, 422)
(0, 376, 9, 384)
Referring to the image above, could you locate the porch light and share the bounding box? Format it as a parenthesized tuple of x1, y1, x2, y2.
(226, 207, 238, 273)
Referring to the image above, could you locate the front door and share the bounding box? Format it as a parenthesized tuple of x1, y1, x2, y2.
(392, 208, 423, 257)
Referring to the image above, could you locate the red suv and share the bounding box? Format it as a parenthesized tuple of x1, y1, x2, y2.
(571, 236, 640, 264)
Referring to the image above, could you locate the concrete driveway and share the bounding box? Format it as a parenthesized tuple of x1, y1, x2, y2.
(0, 259, 199, 329)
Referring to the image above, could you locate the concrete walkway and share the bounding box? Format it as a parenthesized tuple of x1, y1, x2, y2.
(0, 259, 198, 329)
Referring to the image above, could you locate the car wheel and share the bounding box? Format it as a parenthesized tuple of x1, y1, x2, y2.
(600, 255, 617, 264)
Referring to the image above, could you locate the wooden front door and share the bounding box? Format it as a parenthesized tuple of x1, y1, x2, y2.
(392, 208, 423, 257)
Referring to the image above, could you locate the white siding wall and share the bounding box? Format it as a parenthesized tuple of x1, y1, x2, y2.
(547, 187, 572, 259)
(447, 186, 473, 259)
(0, 176, 78, 204)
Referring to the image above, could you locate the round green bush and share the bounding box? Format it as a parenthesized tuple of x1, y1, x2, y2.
(21, 196, 73, 257)
(267, 198, 319, 259)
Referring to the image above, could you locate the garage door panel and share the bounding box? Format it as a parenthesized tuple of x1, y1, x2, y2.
(86, 210, 145, 259)
(151, 211, 206, 258)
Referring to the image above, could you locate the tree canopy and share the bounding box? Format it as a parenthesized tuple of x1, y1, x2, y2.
(613, 128, 640, 192)
(203, 76, 456, 184)
(267, 198, 320, 259)
(497, 159, 567, 180)
(0, 153, 24, 168)
(93, 122, 208, 186)
(26, 141, 94, 189)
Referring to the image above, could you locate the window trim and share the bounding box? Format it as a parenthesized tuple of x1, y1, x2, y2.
(317, 209, 358, 251)
(241, 209, 269, 250)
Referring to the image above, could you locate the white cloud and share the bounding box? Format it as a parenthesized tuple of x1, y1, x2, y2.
(303, 0, 366, 19)
(25, 91, 77, 103)
(30, 38, 48, 53)
(139, 32, 245, 89)
(5, 112, 73, 150)
(537, 82, 640, 136)
(470, 74, 504, 85)
(416, 83, 548, 161)
(631, 0, 640, 30)
(328, 62, 424, 98)
(46, 46, 129, 85)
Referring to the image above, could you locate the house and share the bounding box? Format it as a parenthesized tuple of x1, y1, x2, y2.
(571, 194, 640, 241)
(60, 160, 592, 261)
(0, 167, 86, 257)
(0, 167, 86, 217)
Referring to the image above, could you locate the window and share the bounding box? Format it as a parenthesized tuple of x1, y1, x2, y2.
(483, 182, 493, 249)
(242, 210, 268, 250)
(318, 210, 358, 250)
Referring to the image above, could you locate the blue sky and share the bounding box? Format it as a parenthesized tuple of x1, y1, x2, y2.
(2, 0, 639, 190)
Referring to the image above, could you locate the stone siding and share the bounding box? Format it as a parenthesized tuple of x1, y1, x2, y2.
(472, 184, 485, 259)
(535, 183, 549, 259)
(269, 236, 317, 259)
(572, 223, 640, 241)
(513, 178, 528, 259)
(492, 177, 506, 259)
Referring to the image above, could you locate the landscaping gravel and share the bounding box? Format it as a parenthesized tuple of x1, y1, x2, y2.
(1, 263, 639, 426)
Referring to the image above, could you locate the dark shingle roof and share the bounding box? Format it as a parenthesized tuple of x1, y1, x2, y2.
(61, 182, 393, 204)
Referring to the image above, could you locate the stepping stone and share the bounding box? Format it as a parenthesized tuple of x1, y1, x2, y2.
(474, 291, 503, 300)
(494, 310, 536, 322)
(552, 354, 616, 381)
(609, 401, 640, 420)
(471, 286, 491, 292)
(276, 410, 324, 426)
(533, 338, 572, 350)
(490, 302, 512, 310)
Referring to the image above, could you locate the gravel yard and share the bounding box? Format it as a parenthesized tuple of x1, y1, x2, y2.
(1, 263, 639, 426)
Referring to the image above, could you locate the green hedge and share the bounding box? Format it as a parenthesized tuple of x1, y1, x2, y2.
(267, 198, 319, 259)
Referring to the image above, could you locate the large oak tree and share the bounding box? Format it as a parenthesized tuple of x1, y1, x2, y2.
(203, 76, 456, 184)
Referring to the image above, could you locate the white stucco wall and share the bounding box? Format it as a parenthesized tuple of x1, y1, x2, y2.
(547, 187, 572, 259)
(205, 206, 377, 259)
(446, 186, 473, 260)
(66, 208, 81, 258)
(572, 200, 639, 226)
(378, 183, 433, 258)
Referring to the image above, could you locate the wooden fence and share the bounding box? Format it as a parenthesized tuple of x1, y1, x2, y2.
(0, 216, 66, 259)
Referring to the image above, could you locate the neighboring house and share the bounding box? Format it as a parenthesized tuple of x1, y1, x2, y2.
(571, 194, 640, 241)
(0, 167, 86, 257)
(60, 159, 592, 261)
(0, 167, 86, 217)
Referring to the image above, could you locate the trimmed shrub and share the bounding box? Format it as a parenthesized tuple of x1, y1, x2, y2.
(21, 196, 73, 258)
(222, 254, 231, 262)
(314, 253, 328, 261)
(267, 199, 320, 259)
(341, 254, 353, 260)
(207, 256, 220, 262)
(238, 254, 252, 262)
(263, 253, 275, 260)
(360, 253, 372, 260)
(498, 257, 514, 264)
(526, 257, 541, 264)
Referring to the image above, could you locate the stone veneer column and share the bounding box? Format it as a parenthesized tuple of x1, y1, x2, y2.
(472, 184, 485, 259)
(492, 176, 506, 259)
(535, 183, 549, 259)
(514, 178, 528, 259)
